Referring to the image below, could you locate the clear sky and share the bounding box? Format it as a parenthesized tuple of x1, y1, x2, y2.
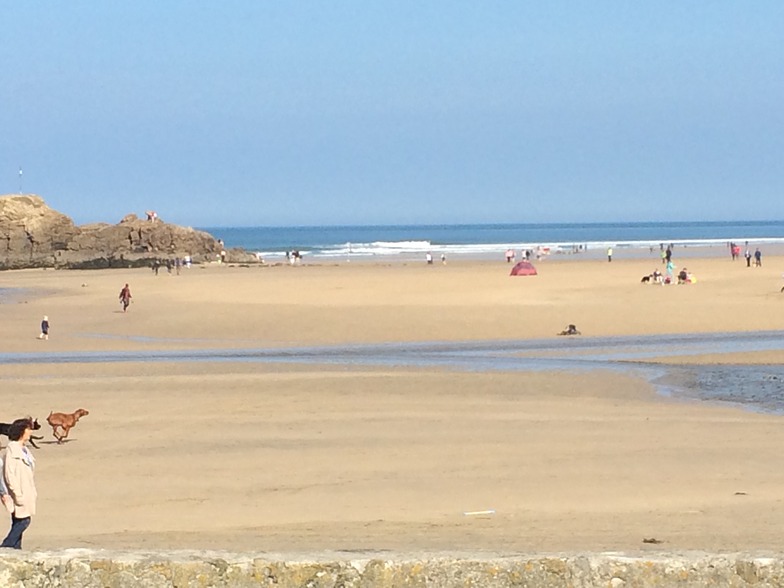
(2, 2, 783, 227)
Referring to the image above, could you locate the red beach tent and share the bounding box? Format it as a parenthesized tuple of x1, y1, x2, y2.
(509, 261, 537, 276)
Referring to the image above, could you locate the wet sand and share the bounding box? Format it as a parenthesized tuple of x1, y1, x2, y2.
(1, 254, 784, 552)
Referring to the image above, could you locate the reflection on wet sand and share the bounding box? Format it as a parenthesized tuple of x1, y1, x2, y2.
(2, 329, 783, 413)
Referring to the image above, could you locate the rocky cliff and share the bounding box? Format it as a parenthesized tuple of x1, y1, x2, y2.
(0, 194, 227, 269)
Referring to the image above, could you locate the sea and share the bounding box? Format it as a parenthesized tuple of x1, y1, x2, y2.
(200, 220, 784, 263)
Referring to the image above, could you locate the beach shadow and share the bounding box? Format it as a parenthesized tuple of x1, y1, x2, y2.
(37, 439, 76, 446)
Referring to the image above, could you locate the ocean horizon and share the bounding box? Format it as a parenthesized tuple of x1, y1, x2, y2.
(199, 220, 784, 262)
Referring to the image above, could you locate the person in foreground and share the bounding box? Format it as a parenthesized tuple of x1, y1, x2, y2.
(1, 419, 37, 549)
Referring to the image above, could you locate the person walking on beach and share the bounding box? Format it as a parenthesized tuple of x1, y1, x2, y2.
(744, 249, 752, 267)
(754, 248, 762, 267)
(1, 419, 37, 549)
(607, 247, 613, 262)
(119, 283, 132, 312)
(37, 316, 49, 340)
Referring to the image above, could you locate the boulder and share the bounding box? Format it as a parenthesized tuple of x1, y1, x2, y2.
(0, 194, 224, 269)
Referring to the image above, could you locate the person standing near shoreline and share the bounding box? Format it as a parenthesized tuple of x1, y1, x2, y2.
(1, 419, 37, 549)
(119, 283, 132, 312)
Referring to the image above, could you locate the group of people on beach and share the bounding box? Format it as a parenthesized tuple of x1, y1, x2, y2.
(505, 249, 535, 263)
(642, 267, 695, 285)
(6, 251, 210, 550)
(32, 283, 131, 341)
(8, 246, 218, 546)
(425, 252, 447, 265)
(745, 248, 762, 267)
(151, 257, 190, 275)
(5, 287, 138, 547)
(642, 241, 769, 287)
(729, 242, 763, 267)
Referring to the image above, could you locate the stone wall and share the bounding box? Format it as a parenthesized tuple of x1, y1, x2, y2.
(0, 551, 782, 587)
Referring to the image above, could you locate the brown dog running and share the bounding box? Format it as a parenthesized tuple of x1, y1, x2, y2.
(0, 417, 43, 449)
(47, 409, 89, 444)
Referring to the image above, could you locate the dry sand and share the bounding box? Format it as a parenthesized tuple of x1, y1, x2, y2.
(0, 254, 783, 553)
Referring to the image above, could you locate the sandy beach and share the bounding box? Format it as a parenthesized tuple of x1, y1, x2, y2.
(1, 253, 784, 553)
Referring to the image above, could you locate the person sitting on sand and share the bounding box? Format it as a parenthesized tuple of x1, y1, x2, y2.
(557, 324, 581, 336)
(678, 269, 688, 284)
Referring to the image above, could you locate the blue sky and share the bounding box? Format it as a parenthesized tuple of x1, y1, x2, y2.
(2, 2, 783, 227)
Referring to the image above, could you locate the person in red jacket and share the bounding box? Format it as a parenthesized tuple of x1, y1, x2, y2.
(119, 283, 132, 312)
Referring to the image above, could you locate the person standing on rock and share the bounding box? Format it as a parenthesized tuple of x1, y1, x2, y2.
(119, 284, 132, 312)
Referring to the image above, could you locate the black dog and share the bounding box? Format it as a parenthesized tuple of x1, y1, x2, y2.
(0, 417, 43, 449)
(641, 275, 651, 283)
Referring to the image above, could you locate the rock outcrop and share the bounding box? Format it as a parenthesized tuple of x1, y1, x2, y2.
(0, 194, 227, 269)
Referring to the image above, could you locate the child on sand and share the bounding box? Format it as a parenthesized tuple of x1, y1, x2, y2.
(37, 316, 49, 340)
